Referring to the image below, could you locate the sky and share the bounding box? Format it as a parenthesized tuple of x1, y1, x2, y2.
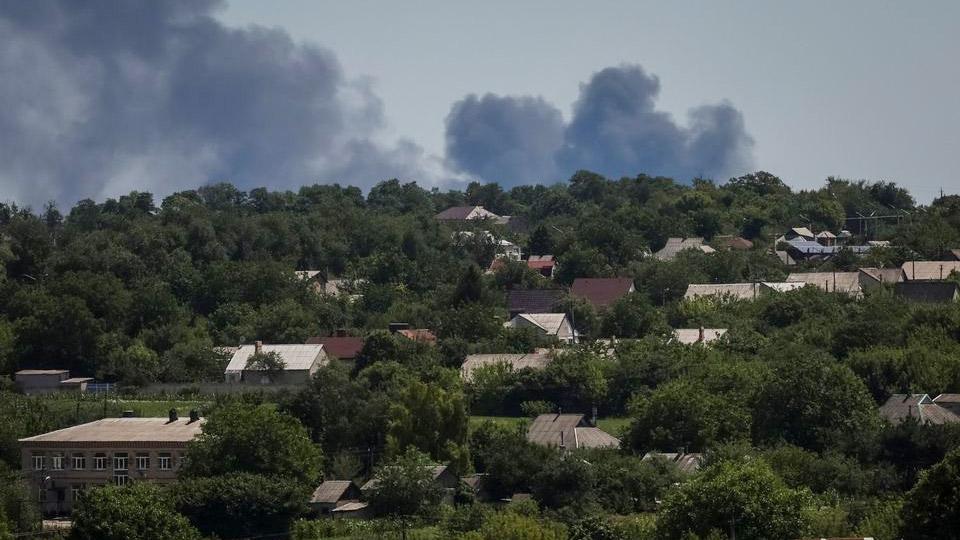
(1, 1, 958, 208)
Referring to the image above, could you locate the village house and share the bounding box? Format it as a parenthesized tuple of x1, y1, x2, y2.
(526, 413, 620, 451)
(879, 394, 960, 425)
(295, 270, 366, 297)
(460, 351, 553, 381)
(858, 267, 904, 290)
(434, 205, 501, 222)
(895, 281, 960, 304)
(653, 237, 716, 261)
(389, 323, 438, 345)
(642, 452, 704, 474)
(18, 412, 203, 515)
(506, 289, 564, 318)
(570, 277, 635, 310)
(504, 313, 576, 343)
(712, 235, 754, 251)
(223, 342, 327, 385)
(14, 370, 93, 395)
(787, 272, 863, 296)
(901, 260, 960, 281)
(683, 282, 804, 301)
(305, 335, 365, 362)
(309, 480, 363, 515)
(361, 464, 460, 504)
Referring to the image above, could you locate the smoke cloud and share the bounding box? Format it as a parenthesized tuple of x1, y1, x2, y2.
(0, 0, 434, 207)
(446, 65, 755, 185)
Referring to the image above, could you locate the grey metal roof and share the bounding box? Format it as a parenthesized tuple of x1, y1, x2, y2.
(310, 481, 357, 504)
(787, 272, 862, 294)
(526, 414, 620, 449)
(19, 418, 203, 444)
(460, 353, 552, 380)
(654, 237, 714, 261)
(505, 313, 568, 335)
(224, 344, 326, 373)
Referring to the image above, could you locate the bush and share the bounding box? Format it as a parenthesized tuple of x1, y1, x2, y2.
(70, 483, 201, 540)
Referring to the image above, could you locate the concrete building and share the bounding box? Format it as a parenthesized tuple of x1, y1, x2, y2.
(18, 413, 203, 515)
(14, 370, 94, 395)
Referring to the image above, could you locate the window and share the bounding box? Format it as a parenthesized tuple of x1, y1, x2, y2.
(135, 453, 149, 471)
(94, 454, 107, 471)
(113, 453, 128, 471)
(71, 484, 84, 502)
(38, 488, 47, 502)
(113, 474, 129, 487)
(32, 454, 44, 471)
(51, 453, 64, 470)
(72, 454, 86, 470)
(157, 453, 171, 471)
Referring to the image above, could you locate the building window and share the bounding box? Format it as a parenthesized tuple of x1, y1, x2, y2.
(135, 453, 150, 471)
(71, 484, 84, 502)
(32, 454, 44, 471)
(113, 452, 128, 471)
(51, 453, 64, 470)
(72, 454, 86, 470)
(113, 474, 129, 487)
(38, 488, 47, 502)
(157, 453, 171, 471)
(94, 454, 107, 470)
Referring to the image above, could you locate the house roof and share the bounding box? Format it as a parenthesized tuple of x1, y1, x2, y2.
(396, 329, 437, 344)
(785, 238, 873, 256)
(526, 414, 620, 449)
(858, 267, 904, 284)
(654, 237, 714, 261)
(224, 344, 326, 373)
(684, 283, 761, 301)
(901, 261, 960, 281)
(526, 255, 556, 270)
(15, 369, 69, 376)
(507, 289, 564, 314)
(788, 227, 815, 239)
(642, 452, 704, 474)
(435, 206, 500, 221)
(672, 328, 728, 345)
(505, 313, 569, 336)
(879, 394, 960, 425)
(305, 336, 365, 359)
(761, 282, 808, 293)
(570, 278, 634, 309)
(816, 231, 837, 239)
(361, 465, 449, 491)
(460, 353, 552, 380)
(895, 281, 960, 303)
(310, 481, 358, 504)
(332, 502, 369, 513)
(19, 418, 203, 444)
(60, 377, 94, 385)
(787, 272, 862, 294)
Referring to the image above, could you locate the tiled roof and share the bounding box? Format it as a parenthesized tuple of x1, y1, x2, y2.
(224, 344, 326, 373)
(460, 353, 552, 380)
(19, 418, 203, 444)
(570, 278, 634, 309)
(787, 272, 862, 294)
(879, 394, 960, 425)
(508, 289, 564, 314)
(901, 261, 960, 281)
(305, 336, 365, 359)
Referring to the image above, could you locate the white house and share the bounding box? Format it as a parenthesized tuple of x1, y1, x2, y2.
(504, 313, 576, 343)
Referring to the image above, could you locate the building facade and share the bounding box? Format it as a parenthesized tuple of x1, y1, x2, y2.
(18, 415, 202, 515)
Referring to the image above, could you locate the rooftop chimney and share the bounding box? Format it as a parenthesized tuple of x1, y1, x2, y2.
(254, 340, 263, 355)
(168, 408, 178, 423)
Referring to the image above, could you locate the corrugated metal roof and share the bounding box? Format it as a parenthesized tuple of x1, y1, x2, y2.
(684, 283, 760, 300)
(787, 272, 862, 294)
(224, 344, 326, 373)
(859, 267, 904, 284)
(507, 289, 564, 314)
(654, 237, 713, 261)
(573, 427, 620, 449)
(332, 502, 368, 512)
(310, 481, 357, 504)
(460, 353, 552, 380)
(19, 418, 203, 443)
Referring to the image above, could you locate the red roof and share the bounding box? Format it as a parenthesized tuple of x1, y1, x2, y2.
(570, 278, 634, 309)
(306, 336, 365, 360)
(526, 259, 555, 270)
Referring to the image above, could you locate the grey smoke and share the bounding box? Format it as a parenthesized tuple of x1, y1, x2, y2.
(0, 0, 432, 207)
(446, 64, 755, 184)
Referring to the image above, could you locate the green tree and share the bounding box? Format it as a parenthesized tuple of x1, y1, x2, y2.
(386, 380, 470, 473)
(70, 483, 201, 540)
(656, 458, 813, 540)
(472, 512, 567, 540)
(366, 447, 444, 517)
(182, 403, 322, 484)
(901, 447, 960, 539)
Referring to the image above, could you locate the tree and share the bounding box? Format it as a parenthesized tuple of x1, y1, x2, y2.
(182, 403, 322, 484)
(599, 292, 666, 338)
(171, 473, 308, 539)
(656, 458, 813, 540)
(366, 448, 444, 517)
(70, 483, 201, 540)
(245, 350, 286, 377)
(470, 511, 567, 540)
(386, 380, 470, 473)
(901, 447, 960, 539)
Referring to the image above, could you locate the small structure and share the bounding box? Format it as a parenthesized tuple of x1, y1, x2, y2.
(14, 370, 94, 395)
(461, 473, 494, 502)
(309, 480, 363, 514)
(642, 452, 704, 474)
(815, 231, 837, 246)
(901, 261, 960, 281)
(223, 342, 327, 385)
(895, 281, 960, 303)
(879, 394, 960, 425)
(295, 271, 365, 297)
(19, 414, 203, 514)
(672, 328, 727, 346)
(526, 255, 557, 278)
(781, 227, 816, 242)
(361, 465, 459, 504)
(570, 278, 635, 310)
(331, 501, 371, 519)
(507, 289, 564, 317)
(460, 352, 552, 381)
(654, 238, 716, 261)
(305, 336, 365, 361)
(504, 313, 576, 343)
(435, 205, 501, 222)
(787, 272, 862, 296)
(527, 413, 620, 450)
(858, 267, 904, 290)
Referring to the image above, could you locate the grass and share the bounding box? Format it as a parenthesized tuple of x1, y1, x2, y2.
(469, 415, 631, 436)
(35, 395, 210, 422)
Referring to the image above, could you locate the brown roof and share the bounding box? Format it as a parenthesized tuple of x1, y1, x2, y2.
(526, 256, 556, 270)
(714, 236, 754, 250)
(305, 336, 365, 359)
(397, 329, 437, 344)
(507, 289, 564, 314)
(435, 206, 477, 220)
(310, 481, 360, 504)
(570, 278, 634, 309)
(19, 418, 204, 446)
(15, 369, 69, 376)
(879, 394, 960, 425)
(526, 413, 620, 449)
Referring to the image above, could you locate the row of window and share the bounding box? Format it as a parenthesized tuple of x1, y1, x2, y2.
(38, 478, 131, 503)
(32, 452, 178, 472)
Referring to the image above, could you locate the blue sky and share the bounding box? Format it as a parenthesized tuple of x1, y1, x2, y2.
(0, 1, 957, 206)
